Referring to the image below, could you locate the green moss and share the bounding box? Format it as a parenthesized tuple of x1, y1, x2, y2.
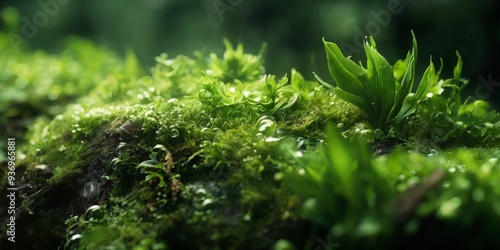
(2, 31, 500, 250)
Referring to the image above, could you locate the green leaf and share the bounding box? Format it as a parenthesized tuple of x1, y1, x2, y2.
(390, 32, 417, 124)
(414, 59, 441, 101)
(313, 71, 335, 89)
(395, 93, 416, 125)
(324, 124, 359, 206)
(453, 51, 463, 79)
(392, 52, 412, 81)
(396, 56, 443, 124)
(279, 93, 299, 111)
(364, 38, 397, 128)
(282, 171, 320, 198)
(323, 38, 369, 101)
(323, 33, 421, 131)
(334, 87, 375, 119)
(138, 160, 159, 168)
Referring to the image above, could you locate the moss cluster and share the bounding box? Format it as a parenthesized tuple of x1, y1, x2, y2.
(1, 28, 500, 250)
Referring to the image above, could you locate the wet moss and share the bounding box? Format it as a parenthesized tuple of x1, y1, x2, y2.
(1, 31, 500, 250)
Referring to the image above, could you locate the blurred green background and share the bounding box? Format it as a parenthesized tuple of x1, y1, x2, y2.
(1, 0, 499, 105)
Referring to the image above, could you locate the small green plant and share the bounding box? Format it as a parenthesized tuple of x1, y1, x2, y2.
(137, 144, 174, 188)
(282, 124, 392, 247)
(319, 33, 460, 135)
(207, 39, 267, 83)
(413, 84, 500, 146)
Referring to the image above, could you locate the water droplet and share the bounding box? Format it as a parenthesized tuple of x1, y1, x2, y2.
(85, 205, 101, 214)
(202, 198, 213, 207)
(67, 234, 82, 243)
(111, 158, 121, 170)
(257, 116, 276, 136)
(427, 149, 437, 156)
(265, 137, 280, 142)
(169, 125, 180, 138)
(296, 137, 305, 148)
(196, 188, 206, 196)
(100, 175, 110, 182)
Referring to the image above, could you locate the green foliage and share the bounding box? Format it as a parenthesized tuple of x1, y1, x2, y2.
(207, 39, 267, 83)
(10, 39, 317, 249)
(0, 30, 144, 164)
(198, 74, 299, 119)
(381, 148, 500, 249)
(406, 57, 500, 147)
(283, 124, 392, 247)
(284, 124, 500, 249)
(321, 33, 461, 135)
(3, 31, 500, 250)
(137, 144, 174, 188)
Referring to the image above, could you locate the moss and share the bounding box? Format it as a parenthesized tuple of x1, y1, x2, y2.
(1, 32, 500, 250)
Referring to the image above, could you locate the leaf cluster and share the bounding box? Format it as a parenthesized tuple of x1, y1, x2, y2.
(321, 33, 459, 136)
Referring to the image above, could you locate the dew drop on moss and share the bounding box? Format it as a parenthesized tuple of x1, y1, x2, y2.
(169, 125, 180, 138)
(202, 198, 213, 207)
(265, 137, 280, 142)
